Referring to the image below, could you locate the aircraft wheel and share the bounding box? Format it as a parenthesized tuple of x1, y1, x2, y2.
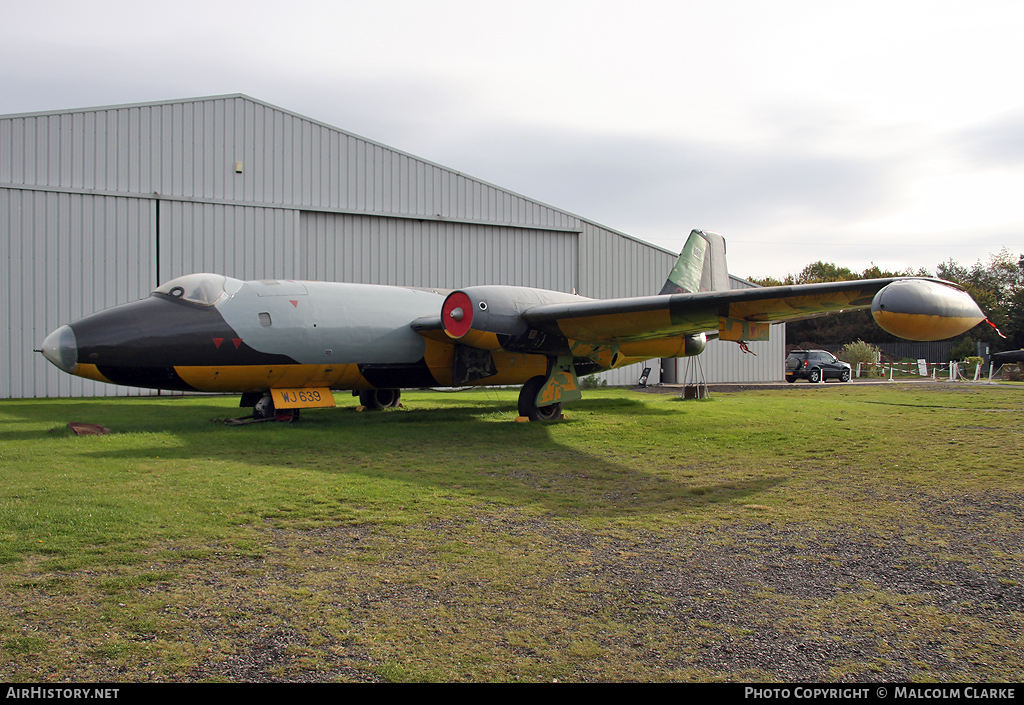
(253, 393, 276, 419)
(808, 368, 822, 383)
(840, 368, 851, 382)
(518, 375, 563, 422)
(359, 388, 401, 410)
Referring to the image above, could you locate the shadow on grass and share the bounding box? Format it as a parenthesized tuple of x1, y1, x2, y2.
(1, 394, 785, 524)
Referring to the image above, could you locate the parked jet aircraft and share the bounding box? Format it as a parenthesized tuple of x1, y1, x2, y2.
(992, 349, 1024, 363)
(40, 230, 986, 421)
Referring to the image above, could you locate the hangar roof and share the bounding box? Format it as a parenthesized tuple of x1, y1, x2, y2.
(0, 93, 675, 258)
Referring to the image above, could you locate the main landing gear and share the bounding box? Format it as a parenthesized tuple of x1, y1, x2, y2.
(516, 356, 585, 422)
(358, 388, 402, 410)
(518, 375, 563, 422)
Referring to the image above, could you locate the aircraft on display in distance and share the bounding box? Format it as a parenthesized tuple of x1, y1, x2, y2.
(40, 230, 986, 422)
(991, 349, 1024, 364)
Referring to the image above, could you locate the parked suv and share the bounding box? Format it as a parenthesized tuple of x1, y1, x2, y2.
(785, 349, 852, 383)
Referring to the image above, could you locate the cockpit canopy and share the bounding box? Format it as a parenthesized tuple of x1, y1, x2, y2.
(153, 273, 228, 306)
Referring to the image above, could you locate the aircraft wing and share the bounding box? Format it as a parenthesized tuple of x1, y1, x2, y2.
(425, 274, 983, 359)
(484, 277, 981, 345)
(521, 279, 899, 342)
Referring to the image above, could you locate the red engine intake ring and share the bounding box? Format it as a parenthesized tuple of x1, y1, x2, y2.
(442, 291, 474, 339)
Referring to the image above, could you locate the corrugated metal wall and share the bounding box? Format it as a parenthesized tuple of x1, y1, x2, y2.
(0, 188, 154, 397)
(689, 337, 785, 383)
(578, 221, 674, 299)
(875, 341, 955, 362)
(159, 201, 299, 282)
(1, 94, 780, 398)
(299, 213, 578, 290)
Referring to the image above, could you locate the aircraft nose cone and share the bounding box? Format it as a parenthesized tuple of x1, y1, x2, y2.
(40, 325, 78, 373)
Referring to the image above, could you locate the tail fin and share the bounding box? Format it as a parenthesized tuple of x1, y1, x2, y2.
(659, 229, 729, 295)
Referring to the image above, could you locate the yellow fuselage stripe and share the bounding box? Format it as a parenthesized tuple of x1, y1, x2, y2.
(73, 340, 550, 392)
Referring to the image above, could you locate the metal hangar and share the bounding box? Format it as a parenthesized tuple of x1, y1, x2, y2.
(1, 94, 783, 399)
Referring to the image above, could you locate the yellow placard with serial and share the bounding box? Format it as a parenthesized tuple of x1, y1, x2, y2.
(270, 388, 336, 409)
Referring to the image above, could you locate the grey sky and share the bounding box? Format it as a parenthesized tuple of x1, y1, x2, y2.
(3, 0, 1022, 279)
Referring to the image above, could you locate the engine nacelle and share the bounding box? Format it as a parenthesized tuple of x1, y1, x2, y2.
(614, 332, 706, 367)
(682, 332, 707, 357)
(871, 280, 985, 341)
(441, 286, 583, 350)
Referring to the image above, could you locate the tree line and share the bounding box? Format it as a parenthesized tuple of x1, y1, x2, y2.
(747, 250, 1024, 354)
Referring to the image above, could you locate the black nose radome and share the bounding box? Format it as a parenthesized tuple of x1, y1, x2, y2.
(41, 325, 78, 373)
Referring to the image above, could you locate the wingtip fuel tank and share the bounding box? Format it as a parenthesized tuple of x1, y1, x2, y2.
(871, 280, 985, 342)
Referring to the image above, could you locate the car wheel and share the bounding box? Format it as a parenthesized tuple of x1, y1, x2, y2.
(808, 368, 821, 383)
(840, 368, 851, 382)
(786, 376, 796, 383)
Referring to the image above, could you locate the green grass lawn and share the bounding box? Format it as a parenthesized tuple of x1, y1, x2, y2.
(1, 384, 1022, 682)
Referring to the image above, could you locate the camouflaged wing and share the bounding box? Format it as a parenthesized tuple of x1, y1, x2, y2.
(521, 278, 907, 343)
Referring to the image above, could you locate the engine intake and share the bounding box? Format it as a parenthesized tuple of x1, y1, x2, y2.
(441, 286, 583, 351)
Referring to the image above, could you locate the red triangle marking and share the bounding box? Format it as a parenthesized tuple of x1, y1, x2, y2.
(289, 300, 299, 308)
(212, 338, 223, 349)
(232, 338, 243, 349)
